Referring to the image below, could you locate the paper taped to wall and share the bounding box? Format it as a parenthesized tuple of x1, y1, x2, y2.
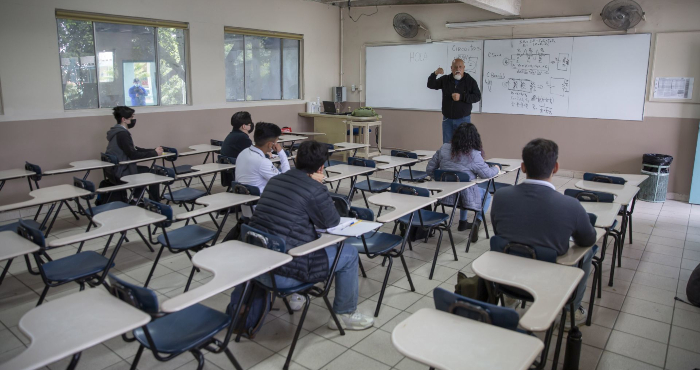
(654, 77, 694, 99)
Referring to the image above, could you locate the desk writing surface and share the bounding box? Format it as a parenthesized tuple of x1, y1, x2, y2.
(471, 251, 583, 332)
(43, 160, 114, 176)
(161, 241, 292, 312)
(0, 169, 35, 181)
(575, 180, 639, 206)
(175, 163, 235, 179)
(415, 181, 476, 199)
(486, 158, 522, 173)
(299, 113, 382, 121)
(49, 206, 166, 247)
(474, 170, 505, 183)
(0, 231, 40, 262)
(557, 228, 607, 266)
(392, 308, 543, 370)
(0, 185, 92, 212)
(288, 234, 348, 257)
(331, 142, 370, 152)
(119, 152, 174, 165)
(324, 164, 374, 183)
(368, 192, 437, 223)
(0, 289, 150, 370)
(580, 202, 621, 228)
(411, 150, 435, 158)
(177, 193, 259, 220)
(179, 144, 221, 157)
(372, 156, 419, 170)
(278, 135, 308, 143)
(287, 131, 325, 136)
(95, 173, 172, 193)
(596, 173, 649, 187)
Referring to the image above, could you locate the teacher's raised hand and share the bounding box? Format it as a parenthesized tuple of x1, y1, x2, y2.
(434, 67, 444, 75)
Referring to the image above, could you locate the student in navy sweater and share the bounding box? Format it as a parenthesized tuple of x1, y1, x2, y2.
(491, 138, 597, 326)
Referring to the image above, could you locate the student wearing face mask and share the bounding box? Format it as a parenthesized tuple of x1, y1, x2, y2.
(105, 106, 164, 200)
(234, 122, 290, 194)
(221, 111, 254, 158)
(128, 79, 148, 106)
(427, 58, 482, 144)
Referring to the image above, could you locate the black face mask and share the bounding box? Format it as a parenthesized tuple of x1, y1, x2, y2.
(127, 118, 136, 129)
(247, 122, 255, 134)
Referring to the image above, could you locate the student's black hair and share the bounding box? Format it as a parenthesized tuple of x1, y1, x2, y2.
(112, 106, 135, 124)
(133, 78, 140, 83)
(296, 141, 329, 174)
(450, 123, 483, 159)
(522, 138, 559, 180)
(231, 111, 253, 130)
(253, 122, 282, 146)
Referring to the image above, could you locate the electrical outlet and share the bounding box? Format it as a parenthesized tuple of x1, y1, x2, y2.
(359, 85, 363, 91)
(351, 85, 356, 92)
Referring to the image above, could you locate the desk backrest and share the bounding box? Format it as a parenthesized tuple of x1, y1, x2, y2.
(108, 274, 160, 315)
(230, 182, 260, 196)
(583, 173, 626, 185)
(390, 150, 418, 159)
(218, 155, 237, 166)
(161, 146, 179, 162)
(25, 162, 42, 182)
(433, 287, 520, 331)
(390, 182, 430, 197)
(564, 189, 615, 203)
(490, 235, 557, 263)
(152, 165, 176, 181)
(330, 194, 374, 221)
(434, 169, 472, 183)
(73, 177, 96, 200)
(347, 157, 376, 176)
(210, 139, 223, 147)
(143, 199, 174, 227)
(240, 224, 288, 253)
(17, 220, 46, 250)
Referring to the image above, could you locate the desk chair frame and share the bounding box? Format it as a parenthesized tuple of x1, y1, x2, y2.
(109, 275, 249, 370)
(152, 165, 206, 229)
(24, 162, 82, 228)
(585, 173, 636, 246)
(391, 150, 427, 183)
(240, 226, 346, 370)
(347, 158, 392, 217)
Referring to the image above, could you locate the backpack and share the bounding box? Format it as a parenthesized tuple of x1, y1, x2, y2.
(225, 283, 273, 339)
(454, 271, 497, 305)
(351, 107, 377, 117)
(222, 217, 251, 243)
(686, 262, 700, 306)
(95, 179, 128, 205)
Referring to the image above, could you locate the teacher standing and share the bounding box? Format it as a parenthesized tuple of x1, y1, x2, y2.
(427, 59, 482, 143)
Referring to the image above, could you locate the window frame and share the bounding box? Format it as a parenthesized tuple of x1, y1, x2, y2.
(224, 27, 303, 102)
(55, 10, 190, 110)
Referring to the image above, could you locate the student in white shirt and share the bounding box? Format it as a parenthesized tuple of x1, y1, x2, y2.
(235, 122, 290, 194)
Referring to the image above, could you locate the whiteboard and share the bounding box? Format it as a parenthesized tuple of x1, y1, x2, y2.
(365, 41, 483, 112)
(482, 38, 573, 117)
(481, 34, 650, 121)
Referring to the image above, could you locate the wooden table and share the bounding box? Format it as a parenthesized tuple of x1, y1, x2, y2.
(299, 113, 381, 147)
(472, 251, 583, 332)
(368, 192, 437, 223)
(346, 119, 382, 158)
(392, 308, 543, 370)
(0, 289, 151, 370)
(43, 160, 114, 178)
(161, 241, 292, 312)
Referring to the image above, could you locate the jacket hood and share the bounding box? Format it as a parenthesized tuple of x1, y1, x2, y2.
(106, 124, 128, 141)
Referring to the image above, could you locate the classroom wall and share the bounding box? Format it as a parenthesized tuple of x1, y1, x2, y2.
(0, 0, 339, 202)
(341, 0, 700, 196)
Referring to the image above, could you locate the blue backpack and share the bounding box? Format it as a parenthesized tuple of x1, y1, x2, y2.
(226, 283, 273, 339)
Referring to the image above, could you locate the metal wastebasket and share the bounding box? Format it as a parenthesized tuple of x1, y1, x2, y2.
(638, 153, 673, 203)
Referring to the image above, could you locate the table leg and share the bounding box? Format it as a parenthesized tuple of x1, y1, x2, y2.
(364, 124, 370, 158)
(377, 123, 382, 154)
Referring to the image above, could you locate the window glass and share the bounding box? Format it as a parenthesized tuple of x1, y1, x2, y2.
(56, 19, 98, 110)
(224, 33, 245, 102)
(245, 36, 281, 101)
(282, 39, 300, 100)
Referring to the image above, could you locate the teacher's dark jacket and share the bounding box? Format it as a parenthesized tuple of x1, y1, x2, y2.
(427, 73, 481, 119)
(249, 168, 341, 283)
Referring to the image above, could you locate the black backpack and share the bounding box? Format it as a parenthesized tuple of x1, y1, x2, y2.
(686, 262, 700, 307)
(225, 283, 273, 339)
(222, 216, 250, 243)
(95, 179, 128, 205)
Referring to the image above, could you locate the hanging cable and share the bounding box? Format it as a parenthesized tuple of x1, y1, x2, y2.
(347, 0, 379, 22)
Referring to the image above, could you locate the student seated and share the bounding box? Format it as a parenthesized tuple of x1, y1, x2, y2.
(490, 138, 597, 326)
(426, 123, 500, 242)
(235, 122, 290, 194)
(105, 106, 163, 200)
(221, 111, 253, 158)
(248, 141, 374, 330)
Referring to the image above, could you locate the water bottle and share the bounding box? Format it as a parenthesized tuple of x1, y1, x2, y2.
(316, 97, 321, 111)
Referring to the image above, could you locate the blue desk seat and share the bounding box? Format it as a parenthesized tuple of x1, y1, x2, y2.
(42, 251, 113, 283)
(355, 179, 392, 193)
(398, 209, 449, 227)
(85, 201, 130, 216)
(0, 220, 40, 233)
(163, 187, 206, 203)
(156, 225, 216, 251)
(345, 232, 402, 255)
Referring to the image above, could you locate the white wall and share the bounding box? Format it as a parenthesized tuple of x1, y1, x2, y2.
(341, 0, 700, 119)
(0, 0, 340, 121)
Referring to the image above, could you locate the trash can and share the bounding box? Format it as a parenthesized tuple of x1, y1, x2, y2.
(638, 153, 674, 203)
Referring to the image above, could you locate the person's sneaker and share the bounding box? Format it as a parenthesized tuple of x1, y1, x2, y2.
(457, 220, 472, 232)
(504, 296, 522, 309)
(327, 311, 374, 330)
(287, 293, 306, 311)
(470, 219, 482, 243)
(558, 306, 587, 330)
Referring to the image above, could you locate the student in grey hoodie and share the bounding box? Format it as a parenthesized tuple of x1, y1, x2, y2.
(105, 106, 163, 200)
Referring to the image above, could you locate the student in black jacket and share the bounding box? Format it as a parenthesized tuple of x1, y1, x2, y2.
(427, 58, 481, 144)
(249, 141, 374, 331)
(221, 111, 253, 158)
(105, 106, 163, 200)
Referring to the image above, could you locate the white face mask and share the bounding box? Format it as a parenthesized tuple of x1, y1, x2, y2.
(453, 73, 462, 81)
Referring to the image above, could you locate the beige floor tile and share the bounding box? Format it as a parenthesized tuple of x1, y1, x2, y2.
(596, 350, 662, 370)
(248, 353, 309, 370)
(321, 349, 390, 370)
(665, 346, 700, 370)
(366, 286, 422, 311)
(631, 271, 678, 292)
(391, 274, 441, 295)
(354, 299, 402, 328)
(672, 307, 700, 332)
(641, 251, 682, 268)
(351, 329, 404, 367)
(0, 328, 24, 356)
(393, 356, 431, 370)
(404, 296, 435, 314)
(647, 236, 685, 248)
(205, 340, 273, 370)
(636, 262, 681, 279)
(577, 323, 612, 349)
(605, 330, 667, 367)
(645, 243, 684, 257)
(313, 325, 377, 349)
(253, 317, 310, 353)
(650, 228, 685, 240)
(620, 297, 674, 324)
(685, 241, 700, 251)
(586, 305, 619, 329)
(279, 333, 346, 370)
(683, 249, 700, 262)
(669, 325, 700, 354)
(626, 284, 677, 307)
(614, 312, 671, 344)
(47, 343, 122, 370)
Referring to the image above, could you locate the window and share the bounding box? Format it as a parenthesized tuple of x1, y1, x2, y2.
(224, 28, 301, 101)
(55, 11, 188, 110)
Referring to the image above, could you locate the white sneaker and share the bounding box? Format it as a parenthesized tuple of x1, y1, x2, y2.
(327, 311, 374, 331)
(558, 306, 587, 330)
(288, 294, 306, 311)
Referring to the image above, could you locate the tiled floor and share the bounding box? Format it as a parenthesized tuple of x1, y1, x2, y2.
(1, 166, 699, 370)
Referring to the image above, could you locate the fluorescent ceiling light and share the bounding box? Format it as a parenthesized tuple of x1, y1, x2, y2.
(446, 14, 592, 28)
